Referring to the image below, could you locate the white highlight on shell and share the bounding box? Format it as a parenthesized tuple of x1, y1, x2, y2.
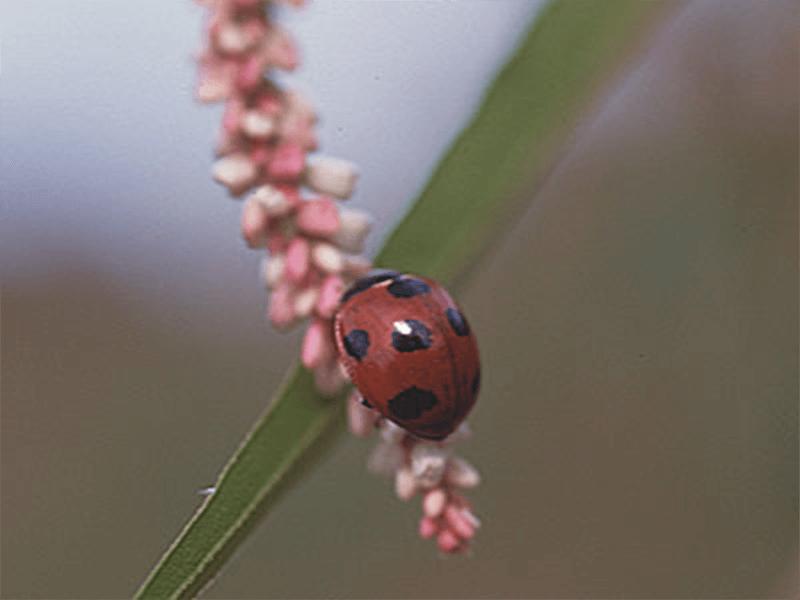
(393, 320, 413, 336)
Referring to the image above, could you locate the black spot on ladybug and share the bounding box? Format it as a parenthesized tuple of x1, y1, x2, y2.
(471, 370, 481, 396)
(386, 277, 431, 299)
(340, 271, 401, 303)
(391, 319, 432, 352)
(343, 329, 370, 361)
(361, 397, 373, 409)
(446, 307, 470, 336)
(387, 386, 439, 421)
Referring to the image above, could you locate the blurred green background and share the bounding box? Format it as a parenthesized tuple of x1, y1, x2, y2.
(3, 1, 798, 598)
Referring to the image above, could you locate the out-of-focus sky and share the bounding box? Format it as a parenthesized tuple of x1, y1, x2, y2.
(1, 1, 541, 292)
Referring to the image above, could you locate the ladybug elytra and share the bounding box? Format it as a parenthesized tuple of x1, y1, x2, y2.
(334, 271, 480, 440)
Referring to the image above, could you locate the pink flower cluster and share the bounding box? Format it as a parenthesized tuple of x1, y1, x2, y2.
(194, 0, 373, 393)
(349, 391, 481, 555)
(194, 0, 482, 554)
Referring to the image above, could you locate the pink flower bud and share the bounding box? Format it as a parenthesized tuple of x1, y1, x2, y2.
(241, 199, 269, 247)
(222, 97, 246, 136)
(297, 197, 341, 237)
(237, 54, 265, 91)
(280, 90, 319, 151)
(249, 143, 273, 167)
(444, 504, 476, 540)
(285, 237, 310, 282)
(269, 283, 297, 328)
(301, 318, 334, 369)
(231, 0, 263, 9)
(268, 142, 306, 181)
(436, 529, 461, 554)
(262, 25, 300, 71)
(419, 516, 439, 540)
(266, 231, 289, 254)
(316, 275, 344, 319)
(276, 184, 301, 207)
(256, 90, 282, 115)
(348, 391, 379, 437)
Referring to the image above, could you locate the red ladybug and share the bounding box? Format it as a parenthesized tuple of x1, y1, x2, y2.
(334, 270, 480, 440)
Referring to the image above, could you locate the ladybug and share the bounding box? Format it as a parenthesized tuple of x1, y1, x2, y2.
(334, 270, 480, 440)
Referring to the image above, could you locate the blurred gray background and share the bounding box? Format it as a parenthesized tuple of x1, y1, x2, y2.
(2, 1, 798, 598)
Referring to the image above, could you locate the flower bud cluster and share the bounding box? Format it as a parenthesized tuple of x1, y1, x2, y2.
(348, 391, 481, 555)
(194, 0, 373, 393)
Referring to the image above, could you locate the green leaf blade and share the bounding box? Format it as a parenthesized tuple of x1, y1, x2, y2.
(135, 367, 347, 600)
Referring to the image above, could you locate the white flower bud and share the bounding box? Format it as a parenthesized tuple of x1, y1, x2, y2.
(217, 23, 249, 54)
(332, 209, 373, 253)
(445, 457, 480, 489)
(395, 466, 418, 501)
(305, 157, 358, 199)
(342, 255, 373, 279)
(260, 254, 285, 289)
(213, 154, 257, 196)
(311, 243, 344, 274)
(242, 110, 276, 138)
(423, 488, 447, 518)
(197, 78, 229, 104)
(293, 286, 320, 318)
(252, 185, 291, 216)
(411, 445, 448, 488)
